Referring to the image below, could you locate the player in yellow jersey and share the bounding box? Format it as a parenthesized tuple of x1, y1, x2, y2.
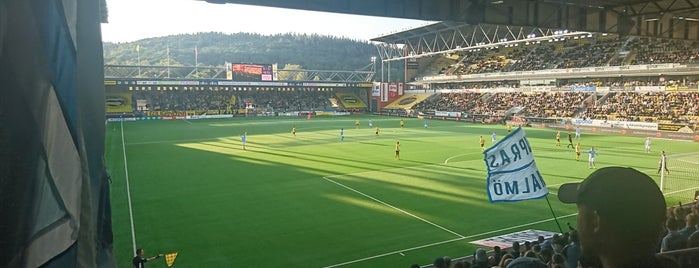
(395, 141, 400, 160)
(355, 119, 360, 129)
(479, 136, 485, 151)
(507, 124, 512, 133)
(292, 126, 296, 137)
(400, 119, 405, 128)
(555, 131, 561, 146)
(575, 142, 581, 161)
(375, 126, 380, 136)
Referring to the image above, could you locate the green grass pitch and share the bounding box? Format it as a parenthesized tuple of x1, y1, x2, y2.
(105, 115, 699, 267)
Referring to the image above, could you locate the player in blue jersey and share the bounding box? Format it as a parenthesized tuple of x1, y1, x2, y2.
(241, 132, 247, 150)
(491, 132, 497, 144)
(587, 147, 597, 168)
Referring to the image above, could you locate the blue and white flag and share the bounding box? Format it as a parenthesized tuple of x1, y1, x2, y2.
(484, 127, 548, 202)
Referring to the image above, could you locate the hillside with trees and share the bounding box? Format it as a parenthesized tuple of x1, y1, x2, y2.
(103, 32, 405, 81)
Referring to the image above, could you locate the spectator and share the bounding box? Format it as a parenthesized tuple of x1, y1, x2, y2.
(510, 241, 522, 258)
(678, 213, 698, 244)
(433, 256, 447, 268)
(472, 248, 489, 268)
(498, 254, 515, 268)
(550, 253, 566, 267)
(562, 229, 581, 268)
(558, 167, 674, 268)
(661, 217, 684, 252)
(538, 247, 553, 265)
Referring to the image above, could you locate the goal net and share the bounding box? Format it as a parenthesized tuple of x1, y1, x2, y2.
(660, 152, 699, 206)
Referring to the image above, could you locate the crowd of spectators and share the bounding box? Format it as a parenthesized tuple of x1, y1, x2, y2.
(431, 34, 699, 78)
(414, 86, 699, 123)
(661, 203, 699, 267)
(629, 38, 699, 65)
(127, 88, 336, 115)
(422, 232, 581, 268)
(584, 92, 699, 123)
(411, 202, 699, 268)
(438, 35, 623, 76)
(414, 92, 592, 119)
(412, 92, 485, 113)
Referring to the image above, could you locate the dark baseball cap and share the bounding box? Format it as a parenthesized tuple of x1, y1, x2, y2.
(558, 167, 666, 230)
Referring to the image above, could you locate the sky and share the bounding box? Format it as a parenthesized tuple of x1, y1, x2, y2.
(101, 0, 433, 43)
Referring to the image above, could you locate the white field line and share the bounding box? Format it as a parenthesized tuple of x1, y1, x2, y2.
(669, 151, 699, 158)
(322, 176, 466, 239)
(443, 152, 483, 164)
(675, 158, 699, 165)
(323, 212, 578, 268)
(127, 137, 218, 146)
(121, 121, 138, 255)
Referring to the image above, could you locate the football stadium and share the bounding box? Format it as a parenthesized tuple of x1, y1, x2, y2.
(3, 1, 699, 268)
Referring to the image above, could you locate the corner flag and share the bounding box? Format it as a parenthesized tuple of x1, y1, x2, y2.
(165, 252, 178, 267)
(483, 127, 548, 202)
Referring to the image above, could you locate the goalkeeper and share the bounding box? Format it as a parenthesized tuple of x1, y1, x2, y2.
(133, 248, 163, 268)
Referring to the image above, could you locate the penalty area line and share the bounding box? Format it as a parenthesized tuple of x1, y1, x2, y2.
(322, 176, 466, 239)
(323, 213, 578, 268)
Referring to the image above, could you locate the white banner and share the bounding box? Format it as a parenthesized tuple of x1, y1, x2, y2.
(484, 127, 548, 203)
(372, 83, 381, 97)
(381, 82, 388, 102)
(571, 118, 658, 130)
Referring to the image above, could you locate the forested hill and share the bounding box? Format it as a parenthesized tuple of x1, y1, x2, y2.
(103, 32, 384, 72)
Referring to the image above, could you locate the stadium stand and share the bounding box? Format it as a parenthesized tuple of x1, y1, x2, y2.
(416, 203, 699, 267)
(125, 88, 342, 116)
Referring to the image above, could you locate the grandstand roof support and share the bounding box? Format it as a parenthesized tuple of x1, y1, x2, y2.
(373, 24, 590, 62)
(105, 65, 375, 82)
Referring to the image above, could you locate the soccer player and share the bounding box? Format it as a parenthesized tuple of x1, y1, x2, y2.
(400, 119, 405, 128)
(587, 147, 597, 168)
(241, 132, 247, 150)
(340, 128, 344, 141)
(491, 132, 497, 144)
(375, 126, 379, 136)
(133, 248, 163, 268)
(645, 137, 652, 153)
(368, 119, 373, 127)
(657, 150, 669, 175)
(575, 142, 581, 161)
(555, 131, 561, 146)
(566, 132, 574, 149)
(507, 124, 512, 133)
(575, 126, 581, 140)
(479, 136, 485, 151)
(424, 119, 428, 128)
(395, 141, 400, 160)
(355, 119, 360, 129)
(292, 126, 296, 137)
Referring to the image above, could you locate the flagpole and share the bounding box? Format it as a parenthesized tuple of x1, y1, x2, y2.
(136, 45, 141, 77)
(545, 196, 564, 234)
(166, 45, 170, 78)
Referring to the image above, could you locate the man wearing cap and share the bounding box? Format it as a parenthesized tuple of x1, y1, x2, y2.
(558, 167, 675, 268)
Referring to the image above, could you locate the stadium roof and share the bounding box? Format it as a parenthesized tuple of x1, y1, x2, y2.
(370, 21, 466, 44)
(201, 0, 699, 40)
